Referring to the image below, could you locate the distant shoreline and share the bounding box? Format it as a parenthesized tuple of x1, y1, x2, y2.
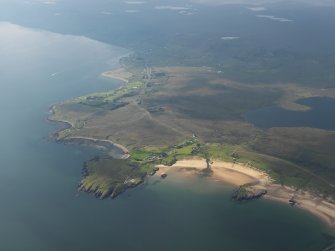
(63, 136, 130, 159)
(101, 69, 129, 83)
(156, 158, 335, 229)
(48, 105, 130, 159)
(48, 68, 132, 159)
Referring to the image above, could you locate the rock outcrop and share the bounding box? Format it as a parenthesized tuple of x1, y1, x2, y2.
(232, 185, 267, 201)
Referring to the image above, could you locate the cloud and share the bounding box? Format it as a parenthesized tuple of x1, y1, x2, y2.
(190, 0, 272, 5)
(256, 14, 293, 22)
(190, 0, 335, 6)
(23, 0, 57, 4)
(221, 36, 240, 40)
(154, 5, 190, 10)
(42, 1, 56, 4)
(247, 6, 266, 11)
(101, 11, 112, 15)
(124, 1, 146, 4)
(125, 9, 139, 13)
(179, 10, 196, 15)
(154, 5, 197, 15)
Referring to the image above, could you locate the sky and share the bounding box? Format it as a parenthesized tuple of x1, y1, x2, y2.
(191, 0, 335, 6)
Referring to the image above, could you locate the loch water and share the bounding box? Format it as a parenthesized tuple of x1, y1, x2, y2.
(0, 23, 332, 251)
(244, 97, 335, 130)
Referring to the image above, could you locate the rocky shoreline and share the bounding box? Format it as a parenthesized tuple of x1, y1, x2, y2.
(48, 104, 140, 199)
(76, 154, 164, 199)
(63, 136, 130, 159)
(231, 185, 267, 202)
(78, 157, 145, 199)
(48, 104, 130, 159)
(47, 104, 73, 138)
(79, 165, 161, 200)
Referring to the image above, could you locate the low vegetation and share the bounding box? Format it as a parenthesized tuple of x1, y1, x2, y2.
(51, 59, 335, 199)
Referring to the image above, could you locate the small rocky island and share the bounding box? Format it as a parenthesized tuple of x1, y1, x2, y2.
(232, 185, 267, 202)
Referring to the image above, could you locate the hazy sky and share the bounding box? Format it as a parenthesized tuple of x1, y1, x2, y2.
(191, 0, 335, 6)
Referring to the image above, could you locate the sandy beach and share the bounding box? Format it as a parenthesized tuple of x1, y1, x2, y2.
(156, 158, 335, 229)
(101, 69, 129, 83)
(157, 159, 270, 186)
(265, 185, 335, 228)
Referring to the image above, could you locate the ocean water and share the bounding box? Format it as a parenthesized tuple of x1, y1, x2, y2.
(0, 22, 332, 251)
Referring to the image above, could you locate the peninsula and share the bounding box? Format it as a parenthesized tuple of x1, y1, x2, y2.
(49, 57, 335, 228)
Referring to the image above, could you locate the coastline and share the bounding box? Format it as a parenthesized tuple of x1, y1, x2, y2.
(156, 158, 335, 229)
(48, 105, 130, 159)
(64, 136, 130, 159)
(47, 66, 335, 229)
(265, 185, 335, 229)
(48, 104, 74, 127)
(101, 69, 129, 83)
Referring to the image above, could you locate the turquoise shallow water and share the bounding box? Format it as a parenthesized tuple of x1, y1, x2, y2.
(0, 22, 332, 251)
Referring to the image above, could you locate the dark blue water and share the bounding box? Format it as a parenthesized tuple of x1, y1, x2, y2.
(244, 97, 335, 130)
(0, 22, 332, 251)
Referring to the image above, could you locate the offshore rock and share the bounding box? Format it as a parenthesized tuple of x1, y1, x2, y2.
(232, 185, 267, 201)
